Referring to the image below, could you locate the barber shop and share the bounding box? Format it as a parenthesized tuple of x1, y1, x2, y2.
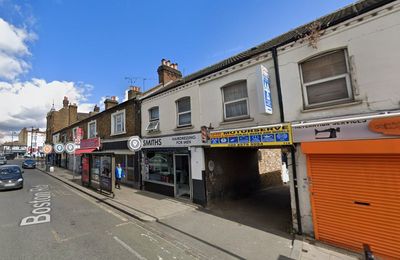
(141, 133, 206, 202)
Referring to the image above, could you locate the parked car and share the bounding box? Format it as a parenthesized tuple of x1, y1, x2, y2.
(0, 165, 24, 190)
(23, 153, 32, 158)
(22, 159, 36, 169)
(0, 156, 7, 165)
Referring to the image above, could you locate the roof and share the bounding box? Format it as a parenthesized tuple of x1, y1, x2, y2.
(53, 97, 137, 135)
(143, 0, 395, 100)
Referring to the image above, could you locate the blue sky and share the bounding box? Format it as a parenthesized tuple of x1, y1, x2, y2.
(0, 0, 355, 140)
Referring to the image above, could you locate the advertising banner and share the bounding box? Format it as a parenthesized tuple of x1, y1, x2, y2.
(80, 137, 100, 149)
(210, 124, 292, 147)
(257, 65, 273, 114)
(82, 157, 90, 184)
(292, 115, 400, 143)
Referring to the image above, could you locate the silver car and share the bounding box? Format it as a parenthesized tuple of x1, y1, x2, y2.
(0, 156, 7, 165)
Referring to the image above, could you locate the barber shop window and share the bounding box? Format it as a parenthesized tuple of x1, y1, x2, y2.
(300, 49, 353, 108)
(222, 81, 249, 120)
(176, 97, 191, 127)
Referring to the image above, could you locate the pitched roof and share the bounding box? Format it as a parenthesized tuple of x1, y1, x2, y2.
(143, 0, 394, 100)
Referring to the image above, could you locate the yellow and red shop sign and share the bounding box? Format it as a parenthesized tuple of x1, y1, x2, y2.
(210, 124, 293, 147)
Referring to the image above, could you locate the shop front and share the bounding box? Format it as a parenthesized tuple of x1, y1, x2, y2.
(292, 113, 400, 259)
(141, 133, 205, 201)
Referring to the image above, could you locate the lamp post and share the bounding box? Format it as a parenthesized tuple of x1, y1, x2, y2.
(11, 131, 16, 155)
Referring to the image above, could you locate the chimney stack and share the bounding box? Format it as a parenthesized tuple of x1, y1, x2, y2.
(63, 96, 69, 108)
(157, 58, 182, 85)
(104, 96, 118, 110)
(93, 105, 100, 112)
(127, 86, 141, 100)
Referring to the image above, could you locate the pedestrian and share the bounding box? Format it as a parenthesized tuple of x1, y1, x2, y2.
(115, 163, 124, 189)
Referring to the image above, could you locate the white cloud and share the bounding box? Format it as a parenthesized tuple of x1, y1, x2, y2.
(0, 79, 94, 143)
(0, 18, 95, 144)
(0, 18, 36, 80)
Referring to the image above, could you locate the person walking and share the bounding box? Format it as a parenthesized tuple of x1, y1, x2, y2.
(115, 163, 124, 189)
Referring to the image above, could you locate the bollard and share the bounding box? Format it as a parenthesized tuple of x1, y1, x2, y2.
(49, 167, 54, 173)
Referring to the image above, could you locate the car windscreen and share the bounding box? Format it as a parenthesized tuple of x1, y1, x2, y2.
(0, 157, 5, 160)
(25, 160, 35, 164)
(0, 167, 22, 179)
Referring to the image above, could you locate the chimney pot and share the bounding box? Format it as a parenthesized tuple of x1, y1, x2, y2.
(166, 60, 171, 66)
(161, 58, 166, 65)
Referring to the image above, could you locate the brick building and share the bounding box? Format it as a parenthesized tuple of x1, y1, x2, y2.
(45, 96, 90, 144)
(52, 88, 141, 188)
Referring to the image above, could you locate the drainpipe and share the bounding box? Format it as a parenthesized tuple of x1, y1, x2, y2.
(272, 47, 303, 235)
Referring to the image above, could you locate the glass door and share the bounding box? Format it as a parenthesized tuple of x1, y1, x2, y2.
(174, 154, 191, 199)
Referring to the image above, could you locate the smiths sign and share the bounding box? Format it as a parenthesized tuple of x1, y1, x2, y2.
(142, 133, 204, 148)
(210, 124, 292, 147)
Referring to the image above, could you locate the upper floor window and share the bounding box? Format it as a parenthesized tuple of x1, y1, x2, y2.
(222, 81, 249, 120)
(146, 106, 159, 131)
(72, 127, 78, 141)
(88, 120, 97, 139)
(300, 49, 353, 108)
(111, 110, 126, 135)
(176, 97, 191, 127)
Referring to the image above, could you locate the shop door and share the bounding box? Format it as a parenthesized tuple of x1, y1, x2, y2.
(174, 154, 191, 199)
(307, 154, 400, 259)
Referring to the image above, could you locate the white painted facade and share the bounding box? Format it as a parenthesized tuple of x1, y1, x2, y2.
(277, 2, 400, 235)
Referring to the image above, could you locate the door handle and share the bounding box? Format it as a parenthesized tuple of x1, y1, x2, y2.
(354, 201, 370, 206)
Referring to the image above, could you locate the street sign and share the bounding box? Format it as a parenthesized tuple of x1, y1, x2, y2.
(127, 136, 142, 151)
(43, 144, 53, 154)
(65, 142, 76, 154)
(53, 143, 65, 154)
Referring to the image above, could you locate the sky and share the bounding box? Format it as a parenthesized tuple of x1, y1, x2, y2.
(0, 0, 356, 143)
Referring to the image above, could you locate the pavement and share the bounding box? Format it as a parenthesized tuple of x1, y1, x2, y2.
(37, 162, 362, 260)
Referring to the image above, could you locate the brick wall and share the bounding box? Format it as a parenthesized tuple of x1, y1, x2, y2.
(53, 98, 141, 142)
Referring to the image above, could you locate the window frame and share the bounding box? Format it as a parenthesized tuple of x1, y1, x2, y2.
(176, 97, 191, 127)
(72, 127, 78, 141)
(146, 107, 160, 132)
(299, 49, 353, 109)
(221, 81, 250, 121)
(111, 109, 126, 136)
(87, 120, 97, 139)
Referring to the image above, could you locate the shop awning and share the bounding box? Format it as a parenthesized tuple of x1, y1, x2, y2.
(91, 149, 135, 155)
(74, 148, 96, 155)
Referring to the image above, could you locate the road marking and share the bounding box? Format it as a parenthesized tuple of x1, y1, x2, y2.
(51, 229, 90, 243)
(116, 222, 130, 227)
(62, 184, 128, 222)
(20, 185, 52, 226)
(113, 236, 147, 260)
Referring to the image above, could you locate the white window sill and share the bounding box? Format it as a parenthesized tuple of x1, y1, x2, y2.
(302, 100, 362, 113)
(174, 125, 194, 131)
(110, 131, 127, 136)
(219, 117, 254, 126)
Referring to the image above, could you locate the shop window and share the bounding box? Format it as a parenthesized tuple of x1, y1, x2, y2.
(146, 106, 159, 132)
(88, 120, 97, 138)
(222, 81, 249, 120)
(111, 110, 126, 135)
(300, 49, 353, 108)
(145, 152, 174, 185)
(176, 97, 191, 127)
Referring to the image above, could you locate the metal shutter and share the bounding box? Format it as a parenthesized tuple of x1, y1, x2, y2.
(307, 154, 400, 259)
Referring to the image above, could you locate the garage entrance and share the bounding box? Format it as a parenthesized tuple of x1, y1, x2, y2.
(204, 147, 293, 236)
